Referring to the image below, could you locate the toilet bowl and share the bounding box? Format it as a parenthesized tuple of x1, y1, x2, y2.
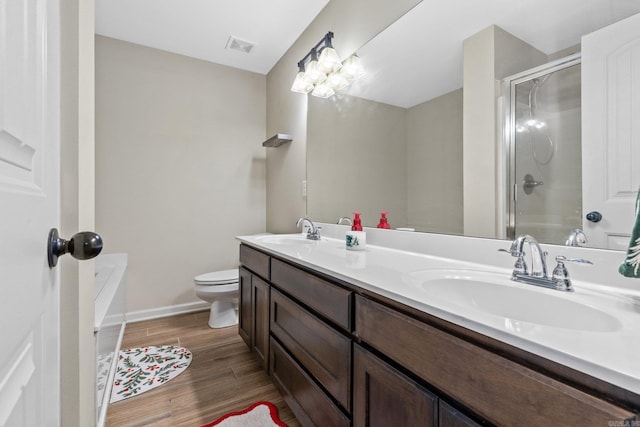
(194, 269, 239, 329)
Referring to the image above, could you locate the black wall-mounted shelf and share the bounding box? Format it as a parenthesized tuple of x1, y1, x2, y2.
(262, 134, 293, 148)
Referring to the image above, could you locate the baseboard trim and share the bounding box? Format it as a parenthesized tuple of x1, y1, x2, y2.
(126, 301, 209, 323)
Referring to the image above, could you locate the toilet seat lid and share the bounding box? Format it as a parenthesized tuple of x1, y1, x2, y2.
(194, 268, 238, 285)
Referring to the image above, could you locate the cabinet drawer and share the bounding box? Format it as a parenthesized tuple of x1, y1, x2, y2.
(270, 338, 351, 427)
(240, 244, 270, 280)
(271, 258, 352, 330)
(353, 344, 437, 427)
(271, 288, 351, 410)
(355, 295, 634, 426)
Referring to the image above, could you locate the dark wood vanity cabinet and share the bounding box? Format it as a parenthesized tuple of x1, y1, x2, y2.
(238, 266, 252, 346)
(238, 244, 639, 426)
(270, 288, 351, 410)
(269, 257, 353, 425)
(238, 245, 271, 372)
(355, 294, 636, 426)
(238, 267, 269, 371)
(438, 401, 481, 427)
(353, 344, 439, 427)
(270, 338, 350, 427)
(270, 258, 352, 332)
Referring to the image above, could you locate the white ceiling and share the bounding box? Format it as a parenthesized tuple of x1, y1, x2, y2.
(346, 0, 640, 108)
(95, 0, 329, 75)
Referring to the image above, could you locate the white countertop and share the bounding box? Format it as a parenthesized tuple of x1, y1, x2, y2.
(237, 230, 640, 396)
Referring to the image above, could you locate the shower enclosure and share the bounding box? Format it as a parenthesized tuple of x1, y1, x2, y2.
(503, 54, 582, 245)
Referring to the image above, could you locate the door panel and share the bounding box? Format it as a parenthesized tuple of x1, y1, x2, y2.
(582, 12, 640, 249)
(0, 0, 60, 424)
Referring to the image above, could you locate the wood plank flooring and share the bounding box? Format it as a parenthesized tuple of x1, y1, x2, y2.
(105, 311, 300, 427)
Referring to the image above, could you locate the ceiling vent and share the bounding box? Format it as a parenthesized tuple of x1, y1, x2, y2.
(225, 36, 255, 54)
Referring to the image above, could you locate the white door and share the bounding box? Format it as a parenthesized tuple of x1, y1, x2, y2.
(0, 0, 61, 425)
(582, 12, 640, 250)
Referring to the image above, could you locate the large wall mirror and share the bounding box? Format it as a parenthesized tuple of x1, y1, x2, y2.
(307, 0, 640, 250)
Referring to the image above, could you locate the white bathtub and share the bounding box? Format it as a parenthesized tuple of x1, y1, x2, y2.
(95, 253, 127, 427)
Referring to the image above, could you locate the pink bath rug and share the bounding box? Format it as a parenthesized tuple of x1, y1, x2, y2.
(200, 401, 288, 427)
(110, 345, 192, 403)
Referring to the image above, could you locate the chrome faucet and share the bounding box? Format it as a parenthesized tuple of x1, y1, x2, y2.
(337, 216, 353, 226)
(506, 234, 549, 278)
(500, 234, 591, 292)
(296, 217, 321, 240)
(565, 229, 587, 247)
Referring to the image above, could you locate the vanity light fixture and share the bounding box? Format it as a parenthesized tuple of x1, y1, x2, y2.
(290, 31, 365, 98)
(291, 63, 314, 94)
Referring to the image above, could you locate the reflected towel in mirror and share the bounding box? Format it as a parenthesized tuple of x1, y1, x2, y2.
(619, 187, 640, 278)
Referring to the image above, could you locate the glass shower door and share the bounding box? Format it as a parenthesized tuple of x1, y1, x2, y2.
(506, 55, 582, 245)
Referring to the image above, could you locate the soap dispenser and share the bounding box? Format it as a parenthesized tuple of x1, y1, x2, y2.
(346, 212, 366, 251)
(377, 211, 390, 229)
(352, 212, 363, 231)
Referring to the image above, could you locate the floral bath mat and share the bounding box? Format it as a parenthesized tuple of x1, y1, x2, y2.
(110, 345, 192, 403)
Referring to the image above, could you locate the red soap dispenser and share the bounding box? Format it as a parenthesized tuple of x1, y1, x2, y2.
(377, 211, 390, 229)
(352, 212, 363, 231)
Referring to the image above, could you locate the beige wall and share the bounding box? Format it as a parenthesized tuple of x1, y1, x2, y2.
(307, 95, 407, 228)
(60, 0, 96, 425)
(266, 0, 420, 233)
(462, 26, 546, 238)
(307, 88, 463, 232)
(407, 89, 463, 234)
(95, 36, 266, 313)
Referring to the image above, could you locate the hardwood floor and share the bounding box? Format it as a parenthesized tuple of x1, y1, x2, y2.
(105, 311, 301, 427)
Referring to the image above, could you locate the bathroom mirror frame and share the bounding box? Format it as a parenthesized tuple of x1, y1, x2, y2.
(306, 0, 640, 250)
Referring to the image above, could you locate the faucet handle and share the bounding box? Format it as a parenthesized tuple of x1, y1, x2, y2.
(551, 256, 593, 291)
(554, 255, 593, 265)
(498, 248, 524, 257)
(499, 248, 527, 276)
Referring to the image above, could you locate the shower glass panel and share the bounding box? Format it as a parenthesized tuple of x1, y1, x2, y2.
(506, 55, 582, 245)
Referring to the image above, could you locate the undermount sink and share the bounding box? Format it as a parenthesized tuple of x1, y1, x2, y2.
(258, 235, 317, 245)
(407, 270, 622, 332)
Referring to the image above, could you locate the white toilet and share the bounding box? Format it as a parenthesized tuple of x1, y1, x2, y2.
(194, 269, 239, 329)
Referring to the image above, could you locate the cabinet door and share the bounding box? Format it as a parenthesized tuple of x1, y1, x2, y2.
(238, 266, 252, 347)
(439, 401, 480, 427)
(355, 295, 635, 425)
(252, 275, 270, 371)
(353, 345, 437, 427)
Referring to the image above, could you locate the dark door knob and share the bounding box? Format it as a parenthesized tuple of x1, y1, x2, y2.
(586, 211, 603, 223)
(47, 228, 103, 268)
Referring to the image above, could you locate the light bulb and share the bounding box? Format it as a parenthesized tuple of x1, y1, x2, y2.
(291, 71, 313, 94)
(311, 82, 335, 98)
(318, 47, 342, 74)
(326, 72, 350, 91)
(303, 60, 327, 85)
(340, 54, 365, 80)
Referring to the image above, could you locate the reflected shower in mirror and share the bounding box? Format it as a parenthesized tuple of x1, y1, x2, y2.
(507, 56, 582, 246)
